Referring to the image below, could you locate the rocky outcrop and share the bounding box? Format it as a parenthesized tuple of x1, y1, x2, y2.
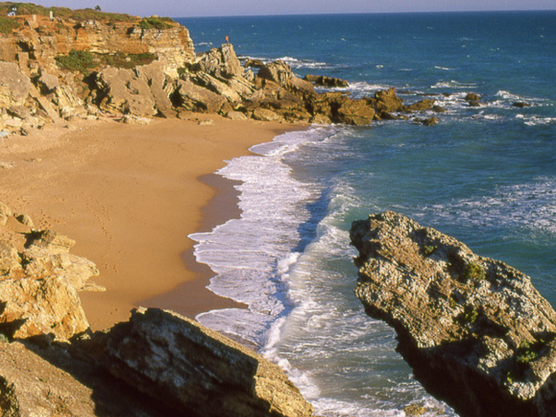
(303, 74, 349, 88)
(0, 62, 33, 107)
(0, 197, 315, 416)
(0, 203, 101, 342)
(350, 211, 556, 417)
(93, 307, 314, 417)
(0, 5, 441, 132)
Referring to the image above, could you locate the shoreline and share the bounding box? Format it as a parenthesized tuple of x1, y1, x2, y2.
(0, 116, 305, 330)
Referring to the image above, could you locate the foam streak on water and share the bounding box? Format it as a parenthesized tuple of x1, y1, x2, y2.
(190, 127, 333, 346)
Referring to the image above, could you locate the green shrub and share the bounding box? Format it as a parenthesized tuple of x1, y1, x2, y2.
(0, 16, 20, 34)
(463, 309, 479, 324)
(423, 245, 436, 256)
(102, 51, 156, 69)
(55, 49, 95, 74)
(139, 16, 173, 30)
(464, 262, 486, 281)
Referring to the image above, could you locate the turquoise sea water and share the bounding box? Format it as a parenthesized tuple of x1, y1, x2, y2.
(180, 12, 556, 416)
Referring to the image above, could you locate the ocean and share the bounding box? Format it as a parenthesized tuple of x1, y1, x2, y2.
(178, 12, 556, 416)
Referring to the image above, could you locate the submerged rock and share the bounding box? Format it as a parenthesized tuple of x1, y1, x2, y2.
(350, 211, 556, 417)
(95, 308, 315, 417)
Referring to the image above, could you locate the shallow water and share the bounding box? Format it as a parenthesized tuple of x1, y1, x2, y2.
(182, 11, 556, 416)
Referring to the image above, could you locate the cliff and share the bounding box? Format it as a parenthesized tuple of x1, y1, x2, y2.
(350, 211, 556, 417)
(0, 2, 439, 136)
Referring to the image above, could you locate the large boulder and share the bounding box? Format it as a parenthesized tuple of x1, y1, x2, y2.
(335, 98, 375, 125)
(134, 62, 176, 117)
(173, 79, 227, 113)
(96, 308, 315, 417)
(0, 229, 100, 342)
(0, 62, 33, 107)
(303, 74, 349, 88)
(95, 67, 157, 117)
(195, 44, 244, 79)
(257, 60, 292, 89)
(350, 211, 556, 417)
(368, 87, 406, 114)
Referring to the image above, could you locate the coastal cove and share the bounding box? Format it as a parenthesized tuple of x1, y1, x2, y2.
(181, 11, 556, 416)
(0, 116, 302, 329)
(0, 6, 555, 417)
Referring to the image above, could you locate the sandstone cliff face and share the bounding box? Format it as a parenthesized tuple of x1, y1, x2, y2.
(350, 211, 556, 417)
(0, 13, 194, 76)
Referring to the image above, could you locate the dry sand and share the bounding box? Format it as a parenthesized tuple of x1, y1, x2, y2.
(0, 115, 303, 330)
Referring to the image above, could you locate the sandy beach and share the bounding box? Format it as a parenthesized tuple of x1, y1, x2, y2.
(0, 115, 303, 330)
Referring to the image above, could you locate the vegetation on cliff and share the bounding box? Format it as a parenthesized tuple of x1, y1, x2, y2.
(0, 2, 137, 24)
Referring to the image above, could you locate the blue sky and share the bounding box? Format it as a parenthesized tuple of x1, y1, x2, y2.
(26, 0, 556, 17)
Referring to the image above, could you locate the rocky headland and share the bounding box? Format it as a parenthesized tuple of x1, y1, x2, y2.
(350, 211, 556, 417)
(0, 2, 444, 138)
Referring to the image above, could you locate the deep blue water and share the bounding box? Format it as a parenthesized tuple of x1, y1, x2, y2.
(180, 12, 556, 417)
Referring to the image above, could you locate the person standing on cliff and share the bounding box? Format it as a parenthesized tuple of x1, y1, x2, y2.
(225, 35, 230, 44)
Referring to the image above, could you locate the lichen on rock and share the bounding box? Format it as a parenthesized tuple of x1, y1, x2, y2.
(350, 211, 556, 417)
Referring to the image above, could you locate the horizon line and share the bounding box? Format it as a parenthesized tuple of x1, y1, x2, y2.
(169, 8, 556, 19)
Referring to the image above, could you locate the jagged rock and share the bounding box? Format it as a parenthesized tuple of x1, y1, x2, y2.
(257, 60, 294, 91)
(290, 75, 316, 98)
(370, 87, 406, 114)
(38, 72, 60, 93)
(0, 341, 98, 416)
(408, 98, 434, 111)
(0, 62, 33, 107)
(252, 107, 285, 122)
(350, 211, 556, 417)
(135, 62, 176, 117)
(7, 106, 30, 120)
(244, 58, 265, 68)
(28, 229, 75, 254)
(513, 102, 530, 108)
(173, 79, 227, 113)
(303, 74, 349, 88)
(0, 202, 12, 226)
(335, 98, 375, 125)
(15, 213, 34, 228)
(0, 229, 101, 342)
(310, 113, 332, 124)
(96, 67, 157, 117)
(195, 44, 243, 79)
(96, 308, 315, 417)
(0, 242, 20, 275)
(192, 73, 242, 103)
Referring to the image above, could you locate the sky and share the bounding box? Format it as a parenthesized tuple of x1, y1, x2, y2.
(24, 0, 556, 18)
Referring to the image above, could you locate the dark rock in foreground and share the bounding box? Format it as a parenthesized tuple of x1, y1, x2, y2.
(350, 211, 556, 417)
(93, 308, 314, 417)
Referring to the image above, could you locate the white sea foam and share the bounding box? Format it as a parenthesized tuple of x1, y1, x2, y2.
(276, 56, 332, 69)
(431, 80, 478, 89)
(434, 66, 455, 71)
(424, 178, 556, 235)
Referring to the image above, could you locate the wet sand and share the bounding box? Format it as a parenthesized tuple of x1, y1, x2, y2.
(0, 115, 303, 330)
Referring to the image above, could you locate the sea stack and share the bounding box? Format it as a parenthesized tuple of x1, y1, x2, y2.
(350, 211, 556, 417)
